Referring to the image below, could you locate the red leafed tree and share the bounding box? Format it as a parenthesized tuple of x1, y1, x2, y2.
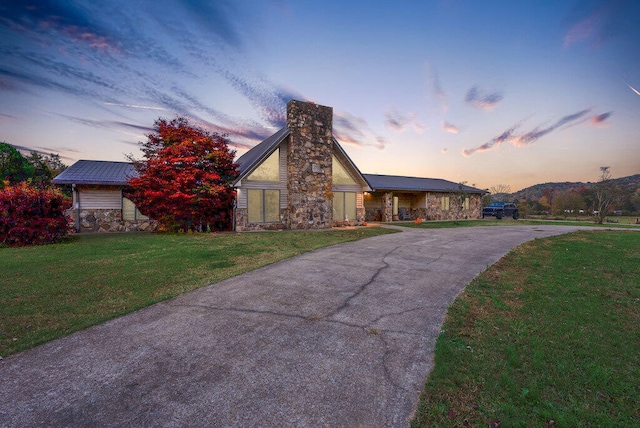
(0, 182, 71, 246)
(127, 117, 238, 232)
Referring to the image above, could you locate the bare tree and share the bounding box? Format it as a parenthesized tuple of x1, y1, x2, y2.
(489, 184, 511, 198)
(594, 166, 614, 224)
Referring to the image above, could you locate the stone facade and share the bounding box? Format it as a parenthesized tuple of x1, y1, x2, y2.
(71, 209, 157, 233)
(286, 100, 334, 230)
(364, 192, 483, 222)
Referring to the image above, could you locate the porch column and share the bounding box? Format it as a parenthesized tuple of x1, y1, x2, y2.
(383, 192, 393, 222)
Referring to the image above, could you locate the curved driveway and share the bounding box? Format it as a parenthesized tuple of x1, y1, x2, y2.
(0, 225, 591, 427)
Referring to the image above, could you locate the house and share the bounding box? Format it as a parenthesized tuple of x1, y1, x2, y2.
(53, 100, 486, 233)
(234, 100, 485, 230)
(52, 160, 156, 232)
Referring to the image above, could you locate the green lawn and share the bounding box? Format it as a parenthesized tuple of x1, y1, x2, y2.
(0, 227, 395, 357)
(411, 230, 640, 426)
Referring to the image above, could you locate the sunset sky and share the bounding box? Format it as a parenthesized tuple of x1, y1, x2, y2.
(1, 0, 639, 191)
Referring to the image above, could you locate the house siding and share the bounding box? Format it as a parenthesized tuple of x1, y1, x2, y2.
(76, 189, 122, 209)
(71, 185, 157, 233)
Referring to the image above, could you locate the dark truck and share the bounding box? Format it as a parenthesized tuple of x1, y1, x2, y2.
(482, 202, 519, 220)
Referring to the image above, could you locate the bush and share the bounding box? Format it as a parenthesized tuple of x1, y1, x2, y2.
(0, 182, 71, 246)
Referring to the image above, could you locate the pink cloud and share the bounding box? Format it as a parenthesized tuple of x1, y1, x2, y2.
(564, 14, 601, 48)
(465, 86, 503, 110)
(462, 109, 591, 156)
(442, 121, 459, 134)
(384, 108, 424, 133)
(590, 111, 613, 126)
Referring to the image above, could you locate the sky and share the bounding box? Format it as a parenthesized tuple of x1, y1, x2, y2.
(1, 0, 639, 192)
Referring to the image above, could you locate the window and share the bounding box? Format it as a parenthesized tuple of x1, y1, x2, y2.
(248, 189, 280, 223)
(247, 149, 279, 182)
(334, 192, 356, 221)
(441, 196, 450, 211)
(332, 155, 357, 185)
(464, 197, 470, 211)
(122, 197, 149, 221)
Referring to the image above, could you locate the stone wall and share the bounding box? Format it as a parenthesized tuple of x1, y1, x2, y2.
(286, 100, 334, 230)
(73, 209, 157, 233)
(363, 192, 483, 222)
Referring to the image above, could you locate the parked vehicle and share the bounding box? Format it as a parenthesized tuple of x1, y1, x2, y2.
(482, 202, 519, 220)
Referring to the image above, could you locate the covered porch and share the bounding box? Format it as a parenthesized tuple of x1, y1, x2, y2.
(361, 174, 486, 222)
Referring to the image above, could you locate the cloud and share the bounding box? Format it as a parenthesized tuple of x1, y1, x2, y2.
(465, 86, 503, 110)
(462, 109, 591, 156)
(384, 108, 424, 133)
(425, 63, 447, 111)
(110, 121, 155, 133)
(10, 144, 79, 161)
(590, 111, 613, 126)
(0, 0, 295, 145)
(179, 0, 243, 48)
(0, 65, 110, 100)
(52, 114, 156, 135)
(104, 103, 166, 111)
(462, 124, 520, 157)
(0, 1, 122, 53)
(384, 109, 408, 131)
(563, 0, 639, 49)
(333, 111, 387, 150)
(442, 121, 459, 134)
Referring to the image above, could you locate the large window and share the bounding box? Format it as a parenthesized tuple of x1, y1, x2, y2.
(332, 155, 357, 185)
(334, 191, 356, 221)
(248, 189, 280, 223)
(441, 196, 450, 211)
(247, 149, 279, 182)
(122, 197, 149, 221)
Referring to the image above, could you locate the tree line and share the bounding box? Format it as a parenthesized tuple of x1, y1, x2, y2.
(487, 168, 640, 224)
(0, 142, 68, 188)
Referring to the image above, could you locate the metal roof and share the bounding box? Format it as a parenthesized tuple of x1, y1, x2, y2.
(363, 174, 486, 194)
(52, 160, 137, 186)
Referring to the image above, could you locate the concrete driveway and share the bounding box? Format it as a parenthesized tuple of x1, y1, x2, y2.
(0, 225, 591, 427)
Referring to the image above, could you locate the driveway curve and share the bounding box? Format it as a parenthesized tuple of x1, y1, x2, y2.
(0, 225, 592, 427)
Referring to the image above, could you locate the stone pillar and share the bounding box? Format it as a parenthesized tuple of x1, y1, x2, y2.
(383, 192, 393, 222)
(286, 100, 333, 229)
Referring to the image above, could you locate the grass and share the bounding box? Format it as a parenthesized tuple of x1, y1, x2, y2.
(395, 218, 640, 229)
(411, 231, 640, 426)
(0, 227, 396, 357)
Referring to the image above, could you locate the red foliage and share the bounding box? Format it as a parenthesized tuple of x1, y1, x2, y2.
(127, 117, 238, 232)
(0, 182, 71, 246)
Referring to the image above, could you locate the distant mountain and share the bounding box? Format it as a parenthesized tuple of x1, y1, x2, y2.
(512, 174, 640, 200)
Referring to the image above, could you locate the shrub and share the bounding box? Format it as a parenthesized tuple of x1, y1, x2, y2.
(0, 182, 71, 246)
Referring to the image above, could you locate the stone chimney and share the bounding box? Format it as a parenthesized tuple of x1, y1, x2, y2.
(286, 100, 333, 229)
